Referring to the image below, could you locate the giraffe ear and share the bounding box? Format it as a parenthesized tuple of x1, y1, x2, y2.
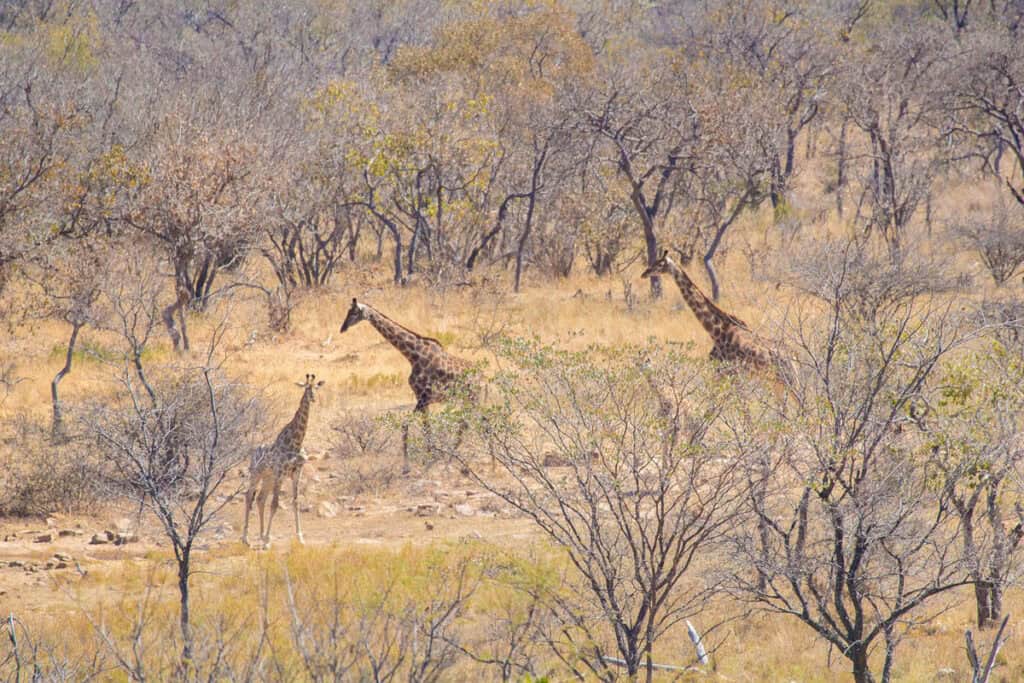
(294, 382, 305, 388)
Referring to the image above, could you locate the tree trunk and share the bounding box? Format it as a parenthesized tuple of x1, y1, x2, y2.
(513, 191, 537, 293)
(178, 553, 193, 669)
(850, 645, 876, 683)
(51, 321, 82, 440)
(407, 220, 420, 278)
(975, 580, 1003, 629)
(836, 119, 848, 217)
(467, 193, 521, 272)
(770, 156, 784, 210)
(642, 229, 662, 299)
(631, 188, 662, 299)
(702, 192, 749, 301)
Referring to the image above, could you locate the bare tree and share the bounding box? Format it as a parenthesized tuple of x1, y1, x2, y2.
(457, 340, 745, 681)
(83, 320, 260, 670)
(284, 548, 479, 682)
(949, 30, 1024, 208)
(726, 241, 972, 683)
(841, 24, 948, 264)
(577, 53, 699, 298)
(928, 332, 1024, 628)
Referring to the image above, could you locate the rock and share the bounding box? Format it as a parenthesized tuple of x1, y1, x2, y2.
(54, 562, 68, 570)
(115, 517, 134, 533)
(415, 503, 439, 517)
(34, 533, 53, 543)
(424, 521, 434, 531)
(935, 669, 958, 680)
(45, 516, 58, 528)
(453, 504, 475, 517)
(317, 501, 339, 519)
(114, 532, 139, 546)
(3, 534, 15, 542)
(44, 561, 56, 570)
(542, 452, 570, 467)
(103, 530, 116, 541)
(89, 534, 110, 545)
(54, 552, 73, 562)
(8, 560, 23, 568)
(299, 503, 313, 513)
(58, 529, 82, 537)
(347, 505, 365, 513)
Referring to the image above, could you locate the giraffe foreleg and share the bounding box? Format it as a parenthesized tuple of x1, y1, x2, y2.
(420, 407, 434, 458)
(255, 479, 269, 550)
(241, 478, 258, 547)
(292, 468, 304, 545)
(263, 480, 283, 549)
(400, 397, 430, 469)
(401, 419, 411, 460)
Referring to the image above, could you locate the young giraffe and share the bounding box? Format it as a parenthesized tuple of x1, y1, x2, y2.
(641, 250, 790, 383)
(339, 298, 475, 456)
(241, 374, 325, 549)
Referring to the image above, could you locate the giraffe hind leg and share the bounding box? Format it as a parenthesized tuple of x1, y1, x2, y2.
(292, 469, 304, 545)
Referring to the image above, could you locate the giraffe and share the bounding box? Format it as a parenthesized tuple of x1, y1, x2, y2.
(339, 298, 476, 456)
(241, 374, 325, 549)
(641, 249, 791, 384)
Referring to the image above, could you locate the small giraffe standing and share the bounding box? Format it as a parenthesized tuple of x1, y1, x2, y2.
(241, 374, 325, 549)
(641, 250, 790, 383)
(339, 298, 475, 456)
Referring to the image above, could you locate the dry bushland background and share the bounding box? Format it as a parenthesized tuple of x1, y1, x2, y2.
(3, 0, 1024, 681)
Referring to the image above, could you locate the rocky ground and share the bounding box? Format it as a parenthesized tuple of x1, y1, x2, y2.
(0, 450, 538, 617)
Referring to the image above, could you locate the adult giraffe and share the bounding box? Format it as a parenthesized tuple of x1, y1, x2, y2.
(339, 298, 476, 456)
(641, 249, 791, 384)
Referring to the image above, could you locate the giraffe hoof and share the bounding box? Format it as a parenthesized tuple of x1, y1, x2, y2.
(241, 537, 250, 547)
(297, 535, 306, 545)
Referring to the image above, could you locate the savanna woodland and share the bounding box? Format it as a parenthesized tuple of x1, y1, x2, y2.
(2, 1, 1024, 681)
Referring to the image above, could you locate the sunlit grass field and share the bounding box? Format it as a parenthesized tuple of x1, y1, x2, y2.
(3, 181, 1023, 680)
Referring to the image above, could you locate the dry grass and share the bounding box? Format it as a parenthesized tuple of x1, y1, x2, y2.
(10, 541, 1024, 681)
(3, 182, 1024, 680)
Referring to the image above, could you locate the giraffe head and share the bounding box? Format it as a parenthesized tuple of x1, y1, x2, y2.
(295, 373, 326, 402)
(640, 249, 678, 279)
(340, 298, 368, 333)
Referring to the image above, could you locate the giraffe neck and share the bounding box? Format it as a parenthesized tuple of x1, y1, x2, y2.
(666, 262, 742, 341)
(363, 306, 434, 366)
(278, 390, 311, 450)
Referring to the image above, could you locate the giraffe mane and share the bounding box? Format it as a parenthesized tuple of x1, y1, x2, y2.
(665, 256, 752, 331)
(365, 304, 446, 349)
(707, 301, 751, 331)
